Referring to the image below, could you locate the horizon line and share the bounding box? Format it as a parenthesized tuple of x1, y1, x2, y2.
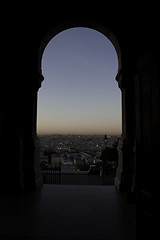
(37, 133, 121, 136)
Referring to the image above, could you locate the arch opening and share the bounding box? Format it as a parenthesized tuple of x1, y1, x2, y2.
(37, 26, 122, 185)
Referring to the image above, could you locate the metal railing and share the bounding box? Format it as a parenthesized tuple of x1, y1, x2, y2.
(102, 167, 116, 185)
(41, 167, 116, 185)
(41, 167, 61, 184)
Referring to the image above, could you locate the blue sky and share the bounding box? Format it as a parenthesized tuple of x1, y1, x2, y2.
(37, 27, 122, 135)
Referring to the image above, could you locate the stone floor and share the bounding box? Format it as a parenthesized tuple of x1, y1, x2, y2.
(0, 185, 136, 240)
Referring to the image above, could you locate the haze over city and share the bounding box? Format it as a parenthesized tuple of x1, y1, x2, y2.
(37, 27, 122, 135)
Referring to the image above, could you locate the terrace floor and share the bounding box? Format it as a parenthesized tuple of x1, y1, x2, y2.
(0, 185, 136, 240)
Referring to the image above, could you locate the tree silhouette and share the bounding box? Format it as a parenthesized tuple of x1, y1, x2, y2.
(100, 140, 118, 168)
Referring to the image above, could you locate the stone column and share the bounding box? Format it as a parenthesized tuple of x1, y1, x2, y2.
(21, 72, 44, 191)
(114, 69, 135, 193)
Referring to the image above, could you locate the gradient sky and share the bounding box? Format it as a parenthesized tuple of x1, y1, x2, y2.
(37, 27, 122, 135)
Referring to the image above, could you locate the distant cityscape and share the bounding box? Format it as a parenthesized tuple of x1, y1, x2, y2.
(38, 134, 120, 171)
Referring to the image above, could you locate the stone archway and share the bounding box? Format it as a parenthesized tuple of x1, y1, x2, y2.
(35, 21, 135, 193)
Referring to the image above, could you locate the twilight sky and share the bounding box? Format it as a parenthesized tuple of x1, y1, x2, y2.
(37, 27, 122, 135)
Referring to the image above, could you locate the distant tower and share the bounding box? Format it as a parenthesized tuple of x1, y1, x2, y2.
(104, 134, 108, 148)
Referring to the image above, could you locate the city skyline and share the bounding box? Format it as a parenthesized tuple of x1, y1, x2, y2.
(37, 27, 122, 135)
